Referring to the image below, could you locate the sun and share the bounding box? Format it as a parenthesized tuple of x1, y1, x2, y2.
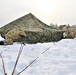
(33, 0, 56, 14)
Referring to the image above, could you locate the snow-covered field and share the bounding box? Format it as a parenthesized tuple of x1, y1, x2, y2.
(0, 38, 76, 75)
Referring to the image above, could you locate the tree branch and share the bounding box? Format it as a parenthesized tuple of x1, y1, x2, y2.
(17, 46, 51, 75)
(12, 43, 25, 75)
(0, 53, 6, 75)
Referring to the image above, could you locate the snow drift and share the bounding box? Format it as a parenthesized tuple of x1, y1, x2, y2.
(0, 39, 76, 75)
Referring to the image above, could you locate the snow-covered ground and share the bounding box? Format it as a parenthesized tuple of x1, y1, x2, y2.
(0, 38, 76, 75)
(0, 36, 4, 41)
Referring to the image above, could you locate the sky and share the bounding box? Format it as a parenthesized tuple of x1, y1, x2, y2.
(0, 0, 76, 27)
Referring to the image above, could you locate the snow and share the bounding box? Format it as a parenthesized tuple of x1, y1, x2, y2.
(0, 36, 4, 41)
(0, 39, 76, 75)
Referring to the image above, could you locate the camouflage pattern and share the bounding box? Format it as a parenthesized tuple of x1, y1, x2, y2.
(0, 13, 64, 44)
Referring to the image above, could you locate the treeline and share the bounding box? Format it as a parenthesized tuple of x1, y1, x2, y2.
(50, 23, 76, 39)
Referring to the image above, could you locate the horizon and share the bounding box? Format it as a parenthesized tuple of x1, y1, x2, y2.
(0, 0, 76, 27)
